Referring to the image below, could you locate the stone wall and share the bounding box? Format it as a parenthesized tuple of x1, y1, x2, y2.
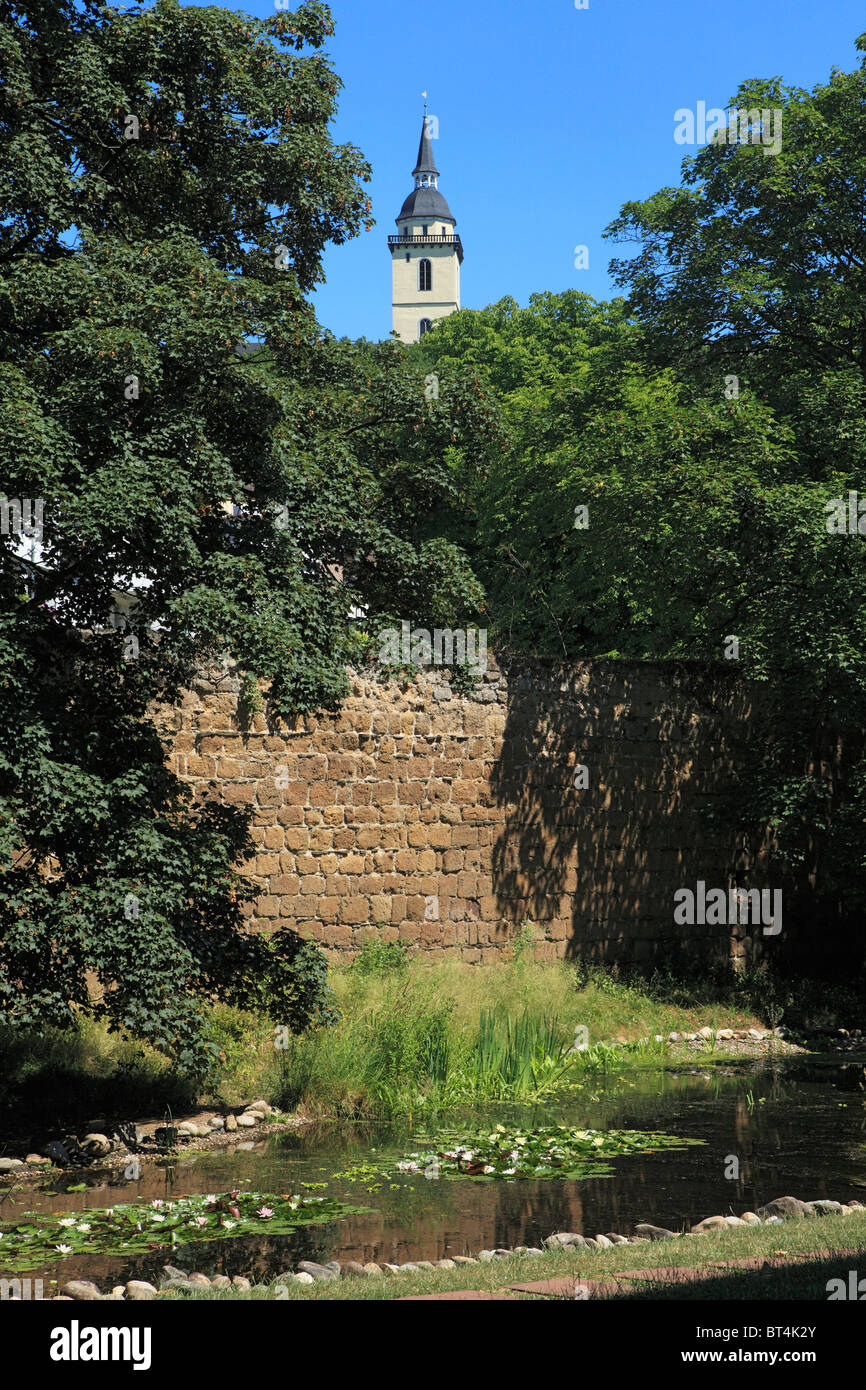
(160, 656, 778, 968)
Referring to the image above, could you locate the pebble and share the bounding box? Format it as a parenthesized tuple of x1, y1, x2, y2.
(413, 1260, 436, 1270)
(294, 1272, 315, 1284)
(60, 1280, 102, 1301)
(668, 1032, 680, 1043)
(741, 1212, 761, 1224)
(362, 1263, 382, 1276)
(25, 1154, 48, 1165)
(381, 1263, 402, 1275)
(236, 1114, 257, 1128)
(451, 1256, 479, 1265)
(82, 1133, 112, 1157)
(341, 1261, 368, 1278)
(111, 1286, 126, 1300)
(478, 1250, 496, 1262)
(125, 1280, 158, 1300)
(725, 1216, 747, 1226)
(231, 1276, 251, 1291)
(297, 1261, 337, 1281)
(434, 1259, 456, 1269)
(634, 1223, 677, 1240)
(594, 1234, 614, 1248)
(225, 1115, 238, 1132)
(544, 1231, 580, 1248)
(0, 1157, 24, 1171)
(244, 1100, 273, 1116)
(807, 1200, 842, 1215)
(187, 1273, 211, 1287)
(755, 1196, 811, 1220)
(605, 1234, 629, 1245)
(211, 1275, 232, 1288)
(583, 1238, 599, 1249)
(209, 1117, 226, 1130)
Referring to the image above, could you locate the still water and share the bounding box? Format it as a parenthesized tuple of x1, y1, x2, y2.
(4, 1059, 865, 1288)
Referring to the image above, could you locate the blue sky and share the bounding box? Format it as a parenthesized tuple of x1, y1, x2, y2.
(200, 0, 865, 340)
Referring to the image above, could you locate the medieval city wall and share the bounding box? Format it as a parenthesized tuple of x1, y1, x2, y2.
(158, 656, 778, 968)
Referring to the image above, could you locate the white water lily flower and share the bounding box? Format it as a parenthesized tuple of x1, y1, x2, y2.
(151, 1215, 165, 1223)
(222, 1219, 236, 1230)
(76, 1223, 91, 1233)
(482, 1165, 495, 1174)
(502, 1167, 517, 1175)
(58, 1218, 76, 1227)
(150, 1199, 164, 1210)
(55, 1244, 72, 1254)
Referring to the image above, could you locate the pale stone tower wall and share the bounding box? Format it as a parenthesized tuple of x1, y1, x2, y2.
(392, 241, 460, 344)
(390, 114, 462, 343)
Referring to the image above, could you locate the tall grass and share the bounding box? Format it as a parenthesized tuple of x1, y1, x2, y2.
(252, 955, 680, 1117)
(1, 949, 807, 1128)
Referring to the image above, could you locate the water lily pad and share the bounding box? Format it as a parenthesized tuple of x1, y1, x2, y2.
(0, 1190, 368, 1273)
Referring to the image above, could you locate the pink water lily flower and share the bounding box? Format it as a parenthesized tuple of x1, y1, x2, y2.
(257, 1206, 274, 1219)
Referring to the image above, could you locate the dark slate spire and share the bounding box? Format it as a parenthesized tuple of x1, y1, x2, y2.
(412, 115, 440, 178)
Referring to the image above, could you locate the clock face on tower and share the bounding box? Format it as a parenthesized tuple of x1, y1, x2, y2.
(390, 110, 462, 343)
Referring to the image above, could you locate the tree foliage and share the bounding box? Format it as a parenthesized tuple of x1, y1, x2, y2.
(418, 35, 866, 953)
(0, 0, 494, 1071)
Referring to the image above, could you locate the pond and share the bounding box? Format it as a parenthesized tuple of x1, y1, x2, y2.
(3, 1058, 865, 1290)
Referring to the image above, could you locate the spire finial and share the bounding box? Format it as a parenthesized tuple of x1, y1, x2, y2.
(422, 90, 428, 121)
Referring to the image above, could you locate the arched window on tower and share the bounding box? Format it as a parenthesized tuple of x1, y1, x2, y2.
(419, 319, 432, 337)
(419, 258, 432, 292)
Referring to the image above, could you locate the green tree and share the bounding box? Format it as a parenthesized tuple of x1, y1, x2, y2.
(0, 0, 492, 1073)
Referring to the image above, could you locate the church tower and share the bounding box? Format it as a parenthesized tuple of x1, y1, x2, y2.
(389, 108, 463, 343)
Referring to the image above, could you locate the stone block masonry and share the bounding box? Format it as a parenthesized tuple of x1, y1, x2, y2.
(159, 656, 778, 967)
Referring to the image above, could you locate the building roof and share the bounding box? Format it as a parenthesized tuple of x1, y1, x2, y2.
(412, 117, 440, 177)
(397, 185, 455, 224)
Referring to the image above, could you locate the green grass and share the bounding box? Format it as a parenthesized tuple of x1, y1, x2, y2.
(3, 955, 862, 1129)
(159, 1210, 866, 1301)
(202, 955, 773, 1118)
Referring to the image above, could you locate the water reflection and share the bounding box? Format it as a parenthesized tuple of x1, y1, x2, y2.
(4, 1059, 865, 1288)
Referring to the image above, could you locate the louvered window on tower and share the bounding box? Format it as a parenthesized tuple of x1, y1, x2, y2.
(419, 319, 432, 336)
(419, 258, 432, 292)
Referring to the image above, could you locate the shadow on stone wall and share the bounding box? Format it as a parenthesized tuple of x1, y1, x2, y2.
(487, 657, 775, 970)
